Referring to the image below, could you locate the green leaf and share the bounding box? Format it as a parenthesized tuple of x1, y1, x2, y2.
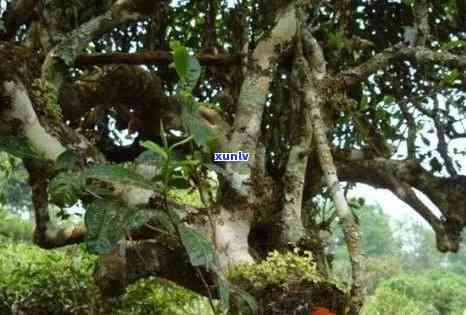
(83, 164, 153, 190)
(49, 172, 85, 207)
(126, 209, 150, 229)
(135, 150, 165, 167)
(169, 135, 194, 152)
(181, 106, 217, 150)
(0, 137, 41, 160)
(360, 95, 369, 109)
(178, 225, 215, 268)
(232, 285, 258, 313)
(172, 42, 190, 80)
(170, 41, 201, 90)
(440, 39, 465, 50)
(441, 69, 459, 86)
(84, 200, 126, 254)
(152, 211, 177, 234)
(383, 95, 395, 104)
(328, 31, 346, 50)
(169, 40, 182, 51)
(168, 176, 191, 189)
(185, 56, 201, 90)
(56, 150, 79, 170)
(141, 141, 168, 160)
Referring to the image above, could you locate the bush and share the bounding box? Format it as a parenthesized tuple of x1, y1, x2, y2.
(0, 208, 32, 242)
(116, 277, 213, 315)
(0, 242, 214, 315)
(231, 249, 323, 291)
(361, 287, 439, 315)
(0, 243, 101, 315)
(363, 270, 466, 315)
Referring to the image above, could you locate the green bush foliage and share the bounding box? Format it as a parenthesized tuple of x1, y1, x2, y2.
(0, 207, 32, 242)
(362, 270, 466, 315)
(116, 278, 213, 315)
(0, 243, 100, 315)
(231, 249, 323, 291)
(361, 287, 439, 315)
(0, 242, 214, 315)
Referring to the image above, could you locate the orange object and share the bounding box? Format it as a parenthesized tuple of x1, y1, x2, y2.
(311, 306, 336, 315)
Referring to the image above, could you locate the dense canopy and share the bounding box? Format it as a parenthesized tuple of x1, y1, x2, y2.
(0, 0, 465, 314)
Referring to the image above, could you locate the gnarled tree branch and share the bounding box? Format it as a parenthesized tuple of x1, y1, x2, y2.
(75, 51, 242, 68)
(335, 154, 466, 252)
(332, 44, 466, 89)
(41, 0, 159, 91)
(300, 21, 365, 314)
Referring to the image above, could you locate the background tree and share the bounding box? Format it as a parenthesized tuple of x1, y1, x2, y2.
(0, 0, 465, 314)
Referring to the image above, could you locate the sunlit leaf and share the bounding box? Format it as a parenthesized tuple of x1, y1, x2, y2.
(172, 41, 190, 81)
(83, 164, 153, 190)
(141, 141, 168, 160)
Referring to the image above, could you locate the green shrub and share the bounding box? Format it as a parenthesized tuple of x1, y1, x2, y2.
(0, 208, 32, 242)
(0, 242, 214, 315)
(231, 249, 323, 291)
(364, 270, 466, 315)
(116, 277, 214, 315)
(0, 243, 100, 315)
(361, 287, 439, 315)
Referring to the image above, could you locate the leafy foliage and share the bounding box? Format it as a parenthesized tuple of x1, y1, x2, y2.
(362, 271, 466, 315)
(181, 103, 218, 150)
(361, 287, 439, 315)
(0, 207, 32, 241)
(178, 225, 215, 268)
(379, 271, 466, 315)
(0, 154, 32, 211)
(0, 242, 214, 315)
(0, 137, 42, 160)
(85, 200, 148, 254)
(0, 243, 100, 315)
(116, 277, 214, 315)
(83, 164, 154, 190)
(49, 171, 86, 207)
(231, 249, 323, 291)
(56, 150, 80, 171)
(170, 41, 202, 91)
